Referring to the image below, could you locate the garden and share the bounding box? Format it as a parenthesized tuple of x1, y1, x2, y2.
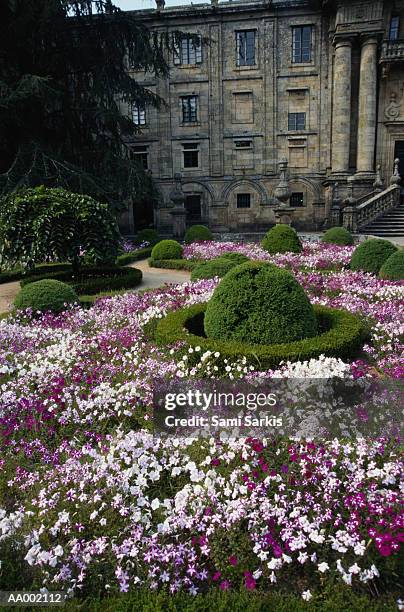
(0, 196, 403, 610)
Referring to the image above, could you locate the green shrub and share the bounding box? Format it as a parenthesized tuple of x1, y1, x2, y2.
(204, 262, 317, 345)
(116, 247, 152, 266)
(135, 229, 161, 246)
(379, 249, 404, 280)
(322, 226, 354, 246)
(219, 252, 249, 264)
(154, 302, 367, 369)
(62, 587, 398, 612)
(14, 279, 78, 313)
(184, 224, 213, 244)
(0, 263, 71, 285)
(20, 265, 142, 295)
(350, 239, 397, 275)
(261, 224, 302, 254)
(149, 259, 197, 271)
(0, 186, 120, 273)
(151, 240, 183, 261)
(190, 257, 236, 281)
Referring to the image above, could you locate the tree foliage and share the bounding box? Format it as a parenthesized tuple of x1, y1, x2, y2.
(0, 0, 175, 208)
(0, 186, 121, 272)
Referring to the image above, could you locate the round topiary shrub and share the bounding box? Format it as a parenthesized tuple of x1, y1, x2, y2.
(14, 279, 78, 313)
(135, 229, 161, 246)
(151, 240, 183, 260)
(350, 239, 397, 275)
(218, 252, 249, 265)
(190, 257, 235, 281)
(322, 226, 354, 246)
(261, 224, 303, 254)
(379, 249, 404, 280)
(204, 261, 317, 345)
(184, 225, 213, 244)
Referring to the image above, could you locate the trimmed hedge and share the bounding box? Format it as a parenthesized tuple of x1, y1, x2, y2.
(20, 265, 142, 295)
(14, 279, 78, 313)
(134, 229, 161, 246)
(154, 302, 368, 369)
(379, 249, 404, 280)
(116, 247, 152, 266)
(190, 257, 236, 281)
(62, 586, 398, 612)
(149, 259, 197, 271)
(261, 224, 302, 254)
(184, 224, 213, 243)
(204, 262, 317, 345)
(350, 239, 397, 275)
(0, 263, 72, 285)
(321, 226, 354, 246)
(219, 252, 249, 264)
(151, 240, 183, 260)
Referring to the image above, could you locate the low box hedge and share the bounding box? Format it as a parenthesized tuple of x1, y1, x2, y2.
(149, 258, 198, 271)
(20, 265, 142, 295)
(116, 247, 152, 266)
(62, 586, 398, 612)
(0, 263, 72, 285)
(153, 303, 368, 368)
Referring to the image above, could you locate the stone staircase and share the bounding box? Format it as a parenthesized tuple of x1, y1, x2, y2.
(343, 184, 404, 236)
(362, 201, 404, 237)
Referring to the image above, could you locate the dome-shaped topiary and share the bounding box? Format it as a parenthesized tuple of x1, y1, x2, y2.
(321, 227, 354, 246)
(350, 239, 397, 275)
(14, 279, 78, 313)
(151, 240, 183, 260)
(204, 261, 317, 345)
(261, 224, 303, 254)
(191, 257, 236, 281)
(184, 225, 213, 244)
(379, 249, 404, 280)
(218, 252, 249, 265)
(135, 229, 161, 246)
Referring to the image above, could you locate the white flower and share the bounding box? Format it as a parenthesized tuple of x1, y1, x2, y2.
(318, 562, 329, 573)
(151, 498, 160, 510)
(302, 590, 312, 601)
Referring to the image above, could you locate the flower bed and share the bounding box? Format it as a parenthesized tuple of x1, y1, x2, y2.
(0, 241, 402, 605)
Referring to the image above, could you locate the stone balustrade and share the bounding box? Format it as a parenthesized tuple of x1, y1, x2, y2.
(342, 185, 400, 232)
(381, 40, 404, 62)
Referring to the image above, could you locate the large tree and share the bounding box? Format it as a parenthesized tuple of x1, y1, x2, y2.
(0, 0, 173, 209)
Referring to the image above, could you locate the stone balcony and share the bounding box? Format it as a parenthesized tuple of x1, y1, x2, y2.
(380, 40, 404, 64)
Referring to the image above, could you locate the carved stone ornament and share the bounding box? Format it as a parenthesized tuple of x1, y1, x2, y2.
(385, 89, 403, 121)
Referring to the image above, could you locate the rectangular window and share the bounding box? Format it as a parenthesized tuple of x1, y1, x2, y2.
(235, 140, 252, 149)
(183, 143, 199, 168)
(236, 30, 256, 66)
(174, 35, 202, 65)
(181, 96, 198, 123)
(290, 192, 304, 207)
(390, 16, 400, 40)
(288, 112, 306, 131)
(237, 193, 251, 208)
(132, 103, 146, 126)
(292, 26, 312, 63)
(130, 146, 148, 170)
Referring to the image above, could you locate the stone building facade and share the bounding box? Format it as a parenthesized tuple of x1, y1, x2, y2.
(120, 0, 404, 233)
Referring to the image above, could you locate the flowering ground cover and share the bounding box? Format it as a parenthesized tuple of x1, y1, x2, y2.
(0, 241, 402, 608)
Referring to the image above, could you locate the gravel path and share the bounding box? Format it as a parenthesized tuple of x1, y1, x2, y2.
(0, 261, 190, 314)
(0, 281, 20, 314)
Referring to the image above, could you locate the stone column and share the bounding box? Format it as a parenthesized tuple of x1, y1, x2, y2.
(356, 36, 378, 174)
(331, 38, 353, 174)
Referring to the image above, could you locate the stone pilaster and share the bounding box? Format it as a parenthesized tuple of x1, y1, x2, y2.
(356, 36, 378, 174)
(331, 37, 353, 174)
